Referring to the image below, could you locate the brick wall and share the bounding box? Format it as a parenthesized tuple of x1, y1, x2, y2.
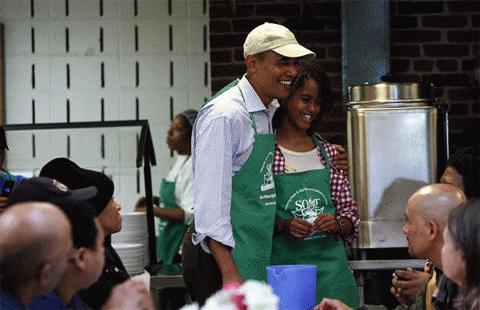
(209, 0, 480, 147)
(390, 0, 480, 148)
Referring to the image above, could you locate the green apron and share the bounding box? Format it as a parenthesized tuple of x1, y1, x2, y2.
(230, 96, 277, 282)
(156, 156, 190, 270)
(271, 137, 359, 307)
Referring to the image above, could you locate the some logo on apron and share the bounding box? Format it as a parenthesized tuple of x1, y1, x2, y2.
(260, 152, 274, 192)
(285, 188, 328, 238)
(284, 188, 328, 213)
(284, 188, 329, 240)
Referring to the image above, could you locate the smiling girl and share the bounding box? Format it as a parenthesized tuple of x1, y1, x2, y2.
(271, 59, 359, 307)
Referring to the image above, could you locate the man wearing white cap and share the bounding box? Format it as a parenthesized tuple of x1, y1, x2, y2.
(182, 22, 315, 304)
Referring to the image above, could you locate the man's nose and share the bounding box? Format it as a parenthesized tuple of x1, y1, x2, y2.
(286, 61, 299, 77)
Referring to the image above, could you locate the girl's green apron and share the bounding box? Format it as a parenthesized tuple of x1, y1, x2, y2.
(157, 156, 191, 273)
(227, 80, 277, 281)
(271, 137, 359, 307)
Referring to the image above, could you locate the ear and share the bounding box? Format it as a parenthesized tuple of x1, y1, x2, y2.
(427, 220, 440, 241)
(75, 248, 88, 270)
(245, 54, 257, 73)
(37, 262, 52, 289)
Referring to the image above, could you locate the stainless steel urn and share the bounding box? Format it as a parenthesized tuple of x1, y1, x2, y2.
(347, 82, 448, 249)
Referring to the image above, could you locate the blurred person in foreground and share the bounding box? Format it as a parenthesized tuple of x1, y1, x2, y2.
(4, 176, 101, 309)
(0, 202, 72, 309)
(271, 59, 359, 306)
(313, 183, 466, 310)
(442, 199, 480, 309)
(40, 158, 128, 309)
(5, 177, 153, 310)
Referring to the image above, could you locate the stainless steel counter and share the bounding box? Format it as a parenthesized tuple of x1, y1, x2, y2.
(349, 259, 425, 271)
(149, 259, 426, 291)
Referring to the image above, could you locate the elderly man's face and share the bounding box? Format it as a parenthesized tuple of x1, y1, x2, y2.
(402, 204, 431, 258)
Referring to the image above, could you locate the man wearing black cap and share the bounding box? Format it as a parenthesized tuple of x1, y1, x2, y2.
(40, 158, 129, 309)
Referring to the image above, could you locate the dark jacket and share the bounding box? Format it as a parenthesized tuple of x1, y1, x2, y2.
(80, 236, 130, 309)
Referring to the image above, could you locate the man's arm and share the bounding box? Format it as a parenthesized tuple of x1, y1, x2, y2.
(193, 112, 241, 284)
(332, 144, 348, 174)
(208, 238, 242, 284)
(134, 197, 185, 223)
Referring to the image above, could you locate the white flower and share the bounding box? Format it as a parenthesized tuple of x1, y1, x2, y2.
(181, 280, 279, 310)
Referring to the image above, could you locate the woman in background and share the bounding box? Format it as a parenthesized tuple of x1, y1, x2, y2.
(271, 59, 359, 307)
(136, 109, 197, 269)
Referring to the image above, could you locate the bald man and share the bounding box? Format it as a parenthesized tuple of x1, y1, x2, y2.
(0, 202, 72, 309)
(314, 184, 466, 310)
(392, 183, 466, 310)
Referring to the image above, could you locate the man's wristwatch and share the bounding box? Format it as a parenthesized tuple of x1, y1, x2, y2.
(335, 216, 347, 235)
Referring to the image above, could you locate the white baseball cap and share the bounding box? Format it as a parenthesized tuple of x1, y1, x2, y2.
(243, 22, 315, 59)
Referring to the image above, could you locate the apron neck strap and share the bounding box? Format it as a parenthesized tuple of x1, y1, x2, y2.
(248, 113, 259, 134)
(237, 82, 269, 135)
(312, 136, 331, 173)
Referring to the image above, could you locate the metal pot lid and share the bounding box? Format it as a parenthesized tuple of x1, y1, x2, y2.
(348, 82, 433, 104)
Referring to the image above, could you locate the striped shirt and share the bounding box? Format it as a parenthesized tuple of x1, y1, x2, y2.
(192, 75, 279, 252)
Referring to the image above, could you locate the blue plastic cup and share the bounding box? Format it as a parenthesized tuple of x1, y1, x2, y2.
(267, 264, 317, 310)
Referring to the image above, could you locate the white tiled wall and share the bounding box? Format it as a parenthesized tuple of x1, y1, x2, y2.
(1, 0, 210, 211)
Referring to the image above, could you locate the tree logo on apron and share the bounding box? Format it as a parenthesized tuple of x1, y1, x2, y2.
(260, 152, 274, 192)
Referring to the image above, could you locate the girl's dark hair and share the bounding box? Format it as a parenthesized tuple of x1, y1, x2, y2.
(447, 199, 480, 309)
(446, 146, 480, 199)
(273, 59, 333, 135)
